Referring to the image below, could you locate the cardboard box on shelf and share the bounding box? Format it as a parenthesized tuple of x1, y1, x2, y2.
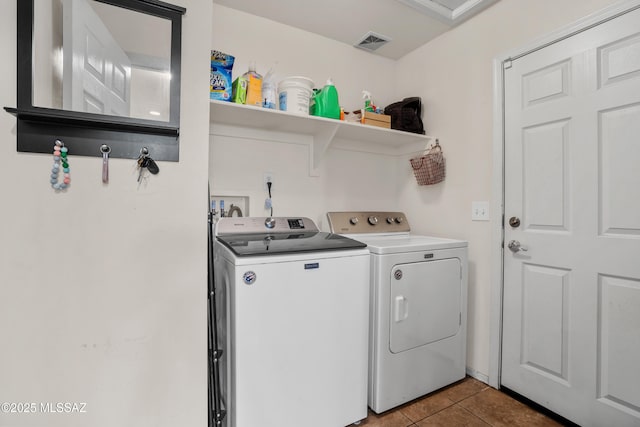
(362, 111, 391, 129)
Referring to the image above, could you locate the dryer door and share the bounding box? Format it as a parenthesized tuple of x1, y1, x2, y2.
(390, 258, 462, 353)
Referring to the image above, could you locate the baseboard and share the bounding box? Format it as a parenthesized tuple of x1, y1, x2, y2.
(465, 367, 490, 385)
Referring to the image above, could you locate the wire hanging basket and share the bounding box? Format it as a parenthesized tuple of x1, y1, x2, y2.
(409, 140, 445, 185)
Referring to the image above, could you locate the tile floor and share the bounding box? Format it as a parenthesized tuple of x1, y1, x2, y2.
(358, 377, 564, 427)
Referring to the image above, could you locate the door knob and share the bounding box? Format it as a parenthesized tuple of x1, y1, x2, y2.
(508, 240, 528, 253)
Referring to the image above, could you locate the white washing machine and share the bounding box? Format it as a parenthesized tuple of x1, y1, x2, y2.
(213, 216, 371, 427)
(327, 211, 468, 414)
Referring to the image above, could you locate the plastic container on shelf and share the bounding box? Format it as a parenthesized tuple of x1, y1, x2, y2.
(243, 62, 263, 107)
(278, 76, 315, 115)
(210, 50, 235, 101)
(311, 78, 340, 119)
(262, 69, 277, 109)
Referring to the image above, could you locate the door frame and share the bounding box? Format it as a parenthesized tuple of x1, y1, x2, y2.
(488, 0, 640, 388)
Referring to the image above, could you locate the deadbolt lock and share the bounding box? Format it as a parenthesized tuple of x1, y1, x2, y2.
(509, 216, 521, 228)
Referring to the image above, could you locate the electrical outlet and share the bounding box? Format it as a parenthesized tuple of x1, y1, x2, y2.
(263, 172, 274, 191)
(471, 201, 490, 221)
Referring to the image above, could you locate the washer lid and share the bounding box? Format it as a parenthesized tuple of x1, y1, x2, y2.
(217, 231, 367, 257)
(351, 234, 468, 254)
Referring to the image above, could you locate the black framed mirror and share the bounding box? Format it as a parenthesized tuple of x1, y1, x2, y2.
(5, 0, 186, 161)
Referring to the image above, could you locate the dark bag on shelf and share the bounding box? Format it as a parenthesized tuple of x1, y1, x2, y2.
(384, 97, 425, 135)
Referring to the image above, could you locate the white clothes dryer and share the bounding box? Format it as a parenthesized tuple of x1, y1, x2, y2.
(327, 212, 468, 414)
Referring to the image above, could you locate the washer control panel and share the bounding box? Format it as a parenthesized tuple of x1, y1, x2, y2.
(217, 217, 319, 235)
(327, 212, 410, 234)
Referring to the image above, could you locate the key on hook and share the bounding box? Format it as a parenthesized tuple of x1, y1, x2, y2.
(136, 147, 160, 182)
(146, 157, 159, 175)
(100, 144, 111, 183)
(137, 156, 147, 182)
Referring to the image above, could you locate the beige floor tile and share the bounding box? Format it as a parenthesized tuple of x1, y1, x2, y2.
(398, 393, 455, 422)
(437, 377, 489, 403)
(416, 405, 491, 427)
(359, 408, 415, 427)
(458, 388, 563, 427)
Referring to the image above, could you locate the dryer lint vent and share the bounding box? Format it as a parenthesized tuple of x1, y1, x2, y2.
(354, 31, 391, 52)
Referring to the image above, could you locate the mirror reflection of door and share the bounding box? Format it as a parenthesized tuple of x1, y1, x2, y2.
(63, 0, 131, 116)
(33, 0, 171, 122)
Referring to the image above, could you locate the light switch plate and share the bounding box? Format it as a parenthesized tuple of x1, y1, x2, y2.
(471, 201, 490, 221)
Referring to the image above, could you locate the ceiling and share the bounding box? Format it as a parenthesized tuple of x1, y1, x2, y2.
(211, 0, 499, 60)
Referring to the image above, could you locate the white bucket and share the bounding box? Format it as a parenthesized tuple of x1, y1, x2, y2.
(278, 76, 314, 115)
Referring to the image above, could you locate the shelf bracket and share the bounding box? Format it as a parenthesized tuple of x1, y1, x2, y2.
(310, 123, 339, 176)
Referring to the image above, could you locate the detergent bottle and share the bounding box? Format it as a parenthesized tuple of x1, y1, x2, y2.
(311, 78, 340, 119)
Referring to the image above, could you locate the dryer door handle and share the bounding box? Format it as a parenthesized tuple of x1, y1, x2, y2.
(394, 295, 409, 322)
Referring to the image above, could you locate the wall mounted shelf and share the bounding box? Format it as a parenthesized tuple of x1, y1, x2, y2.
(209, 100, 434, 174)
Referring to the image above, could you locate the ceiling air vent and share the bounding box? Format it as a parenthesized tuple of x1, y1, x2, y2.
(354, 31, 391, 52)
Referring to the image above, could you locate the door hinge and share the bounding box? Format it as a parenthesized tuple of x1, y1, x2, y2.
(459, 312, 462, 326)
(504, 59, 512, 69)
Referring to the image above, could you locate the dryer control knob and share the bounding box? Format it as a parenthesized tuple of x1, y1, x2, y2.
(368, 216, 378, 225)
(349, 217, 359, 225)
(386, 217, 394, 224)
(264, 217, 276, 229)
(395, 217, 404, 224)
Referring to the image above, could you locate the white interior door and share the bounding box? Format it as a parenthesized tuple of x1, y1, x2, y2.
(501, 6, 640, 427)
(63, 0, 131, 116)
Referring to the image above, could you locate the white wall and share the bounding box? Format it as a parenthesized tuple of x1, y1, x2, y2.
(0, 1, 211, 426)
(210, 0, 622, 385)
(395, 0, 619, 380)
(211, 4, 398, 112)
(209, 130, 402, 228)
(210, 4, 404, 227)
